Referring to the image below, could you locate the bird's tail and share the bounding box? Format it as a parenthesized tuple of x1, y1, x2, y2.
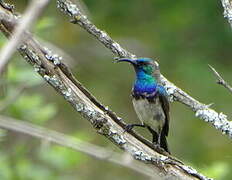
(160, 131, 170, 154)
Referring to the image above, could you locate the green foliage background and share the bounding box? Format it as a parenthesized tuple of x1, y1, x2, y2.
(0, 0, 232, 179)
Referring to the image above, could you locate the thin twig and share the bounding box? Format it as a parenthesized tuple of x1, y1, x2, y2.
(0, 115, 157, 179)
(56, 0, 232, 139)
(209, 64, 232, 93)
(57, 0, 136, 59)
(0, 7, 210, 180)
(0, 0, 50, 74)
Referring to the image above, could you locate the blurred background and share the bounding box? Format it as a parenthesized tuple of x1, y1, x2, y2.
(0, 0, 232, 179)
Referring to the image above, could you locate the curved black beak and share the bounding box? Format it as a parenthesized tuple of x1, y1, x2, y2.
(116, 58, 137, 65)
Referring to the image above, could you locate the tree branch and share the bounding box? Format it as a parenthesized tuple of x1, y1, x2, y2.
(0, 4, 210, 180)
(56, 0, 232, 140)
(221, 0, 232, 28)
(209, 65, 232, 93)
(0, 0, 50, 74)
(0, 115, 158, 179)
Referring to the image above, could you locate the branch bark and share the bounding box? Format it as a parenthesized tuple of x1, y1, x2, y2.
(56, 0, 232, 140)
(0, 4, 210, 180)
(221, 0, 232, 28)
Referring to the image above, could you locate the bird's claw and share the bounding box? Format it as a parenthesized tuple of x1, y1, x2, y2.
(123, 124, 134, 133)
(153, 144, 165, 153)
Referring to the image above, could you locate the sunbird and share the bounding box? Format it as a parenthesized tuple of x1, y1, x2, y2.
(117, 58, 170, 153)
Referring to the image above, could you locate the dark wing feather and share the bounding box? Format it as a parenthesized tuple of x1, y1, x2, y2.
(158, 92, 170, 137)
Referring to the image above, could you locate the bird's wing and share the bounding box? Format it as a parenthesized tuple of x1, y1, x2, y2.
(157, 85, 170, 136)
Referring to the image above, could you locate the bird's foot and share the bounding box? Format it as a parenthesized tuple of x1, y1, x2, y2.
(123, 124, 134, 133)
(152, 143, 169, 154)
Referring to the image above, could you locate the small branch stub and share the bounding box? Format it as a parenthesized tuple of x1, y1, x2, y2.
(209, 64, 232, 94)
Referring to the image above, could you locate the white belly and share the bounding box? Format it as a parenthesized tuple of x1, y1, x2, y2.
(132, 98, 165, 133)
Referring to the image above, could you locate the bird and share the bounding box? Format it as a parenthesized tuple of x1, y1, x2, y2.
(117, 57, 170, 153)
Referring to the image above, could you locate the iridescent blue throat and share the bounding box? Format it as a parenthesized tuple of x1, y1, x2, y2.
(133, 69, 157, 97)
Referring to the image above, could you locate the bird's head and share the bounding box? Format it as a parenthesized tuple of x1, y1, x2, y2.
(116, 58, 159, 76)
